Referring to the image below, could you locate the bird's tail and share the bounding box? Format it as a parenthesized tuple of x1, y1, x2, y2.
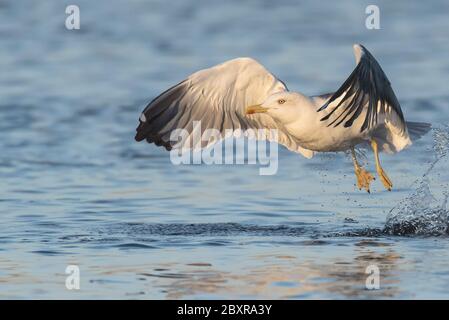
(406, 121, 432, 141)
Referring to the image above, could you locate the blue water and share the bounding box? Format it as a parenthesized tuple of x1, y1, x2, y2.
(1, 0, 449, 299)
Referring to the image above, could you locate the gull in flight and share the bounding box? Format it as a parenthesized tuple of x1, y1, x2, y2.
(135, 44, 430, 192)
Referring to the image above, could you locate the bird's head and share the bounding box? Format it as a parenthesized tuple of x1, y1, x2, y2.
(245, 92, 305, 124)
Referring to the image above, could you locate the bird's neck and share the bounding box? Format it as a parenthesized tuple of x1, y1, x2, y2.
(283, 95, 323, 145)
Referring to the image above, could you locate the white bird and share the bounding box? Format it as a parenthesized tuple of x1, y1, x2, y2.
(135, 44, 430, 192)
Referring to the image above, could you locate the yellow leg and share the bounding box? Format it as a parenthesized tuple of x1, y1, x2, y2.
(371, 139, 393, 191)
(351, 148, 375, 193)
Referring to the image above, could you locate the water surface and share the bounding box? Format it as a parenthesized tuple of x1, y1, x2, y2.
(1, 0, 449, 299)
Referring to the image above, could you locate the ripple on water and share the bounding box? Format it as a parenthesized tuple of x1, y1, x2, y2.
(107, 222, 309, 237)
(114, 243, 158, 250)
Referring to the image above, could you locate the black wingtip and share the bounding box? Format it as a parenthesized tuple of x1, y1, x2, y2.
(317, 103, 329, 112)
(320, 113, 332, 122)
(135, 133, 144, 142)
(135, 121, 149, 142)
(343, 121, 353, 128)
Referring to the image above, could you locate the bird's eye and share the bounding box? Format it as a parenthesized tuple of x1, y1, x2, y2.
(278, 99, 286, 104)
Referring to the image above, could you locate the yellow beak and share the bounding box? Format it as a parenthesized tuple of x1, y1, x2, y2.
(245, 104, 268, 115)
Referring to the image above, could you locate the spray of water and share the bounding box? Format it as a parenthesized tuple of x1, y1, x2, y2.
(384, 125, 449, 236)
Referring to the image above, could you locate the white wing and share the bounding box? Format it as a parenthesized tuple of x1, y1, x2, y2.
(135, 57, 314, 158)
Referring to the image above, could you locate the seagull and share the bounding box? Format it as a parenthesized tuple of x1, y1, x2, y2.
(135, 44, 430, 192)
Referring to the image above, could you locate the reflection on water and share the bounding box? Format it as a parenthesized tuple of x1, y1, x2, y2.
(36, 241, 401, 299)
(142, 247, 402, 299)
(1, 0, 449, 299)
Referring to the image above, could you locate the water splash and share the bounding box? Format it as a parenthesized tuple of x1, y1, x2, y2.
(385, 125, 449, 236)
(385, 179, 449, 236)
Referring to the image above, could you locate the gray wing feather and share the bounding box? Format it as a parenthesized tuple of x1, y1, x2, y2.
(317, 44, 405, 133)
(406, 121, 431, 141)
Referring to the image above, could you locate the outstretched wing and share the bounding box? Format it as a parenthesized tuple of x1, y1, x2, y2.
(135, 57, 314, 158)
(317, 44, 406, 134)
